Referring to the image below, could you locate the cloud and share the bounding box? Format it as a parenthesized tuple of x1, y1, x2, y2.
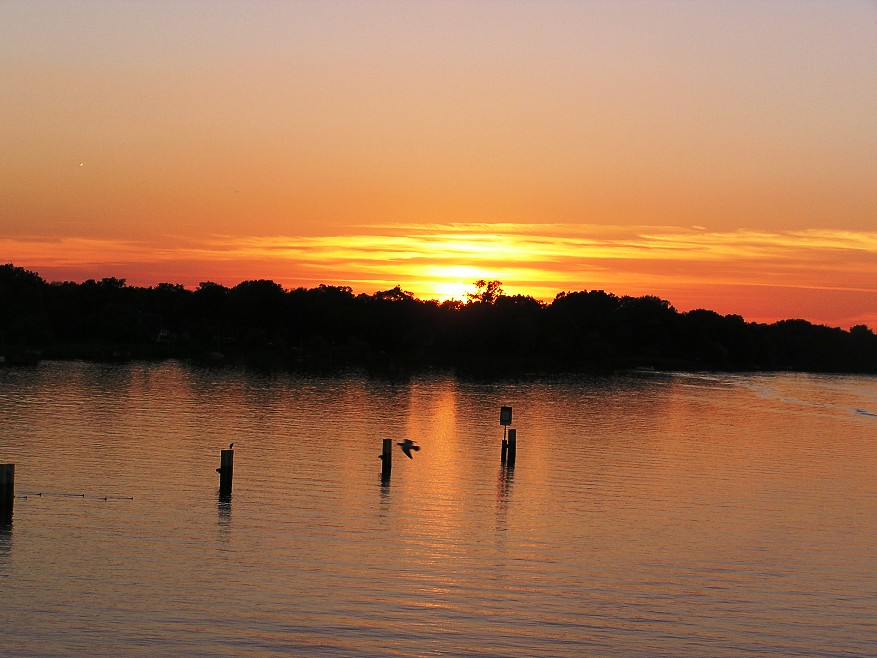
(3, 224, 876, 326)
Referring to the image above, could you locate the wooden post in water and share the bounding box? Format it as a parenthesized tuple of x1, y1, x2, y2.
(500, 406, 513, 466)
(0, 464, 13, 520)
(217, 449, 234, 496)
(507, 429, 517, 468)
(380, 438, 392, 481)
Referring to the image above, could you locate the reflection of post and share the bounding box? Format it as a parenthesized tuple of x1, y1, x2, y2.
(380, 438, 392, 481)
(0, 515, 11, 558)
(507, 429, 517, 468)
(217, 450, 234, 496)
(217, 491, 232, 531)
(501, 438, 508, 464)
(0, 464, 13, 521)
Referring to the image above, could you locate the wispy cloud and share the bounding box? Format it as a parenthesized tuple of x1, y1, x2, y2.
(4, 223, 877, 325)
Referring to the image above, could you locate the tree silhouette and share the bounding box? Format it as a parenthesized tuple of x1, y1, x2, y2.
(1, 263, 875, 374)
(466, 280, 503, 304)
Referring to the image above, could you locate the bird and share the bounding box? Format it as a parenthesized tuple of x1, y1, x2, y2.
(229, 442, 234, 449)
(397, 439, 420, 459)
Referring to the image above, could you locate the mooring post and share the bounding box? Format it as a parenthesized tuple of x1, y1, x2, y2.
(0, 464, 14, 520)
(507, 429, 517, 468)
(500, 406, 513, 466)
(217, 449, 234, 496)
(380, 438, 392, 481)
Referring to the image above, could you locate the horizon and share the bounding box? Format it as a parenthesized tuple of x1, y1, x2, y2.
(8, 261, 872, 332)
(2, 1, 876, 330)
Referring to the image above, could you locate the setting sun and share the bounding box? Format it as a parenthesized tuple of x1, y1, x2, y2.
(419, 265, 493, 302)
(431, 280, 472, 303)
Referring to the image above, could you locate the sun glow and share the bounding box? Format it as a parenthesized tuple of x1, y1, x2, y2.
(420, 265, 486, 302)
(432, 280, 470, 302)
(3, 223, 877, 328)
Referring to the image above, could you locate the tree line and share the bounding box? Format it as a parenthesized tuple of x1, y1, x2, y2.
(2, 264, 876, 374)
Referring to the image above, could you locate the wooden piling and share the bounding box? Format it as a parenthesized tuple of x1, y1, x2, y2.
(500, 406, 513, 466)
(507, 429, 517, 468)
(217, 449, 234, 496)
(0, 464, 13, 520)
(381, 438, 392, 481)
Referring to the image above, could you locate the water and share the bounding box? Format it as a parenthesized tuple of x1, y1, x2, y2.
(1, 362, 876, 656)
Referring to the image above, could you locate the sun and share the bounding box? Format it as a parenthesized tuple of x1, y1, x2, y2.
(423, 265, 488, 302)
(433, 280, 471, 302)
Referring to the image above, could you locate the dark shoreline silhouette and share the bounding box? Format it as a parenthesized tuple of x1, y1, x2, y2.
(2, 264, 875, 374)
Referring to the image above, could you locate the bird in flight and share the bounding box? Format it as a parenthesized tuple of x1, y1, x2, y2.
(397, 439, 420, 459)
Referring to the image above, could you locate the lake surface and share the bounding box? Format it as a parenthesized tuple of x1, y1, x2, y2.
(1, 361, 876, 656)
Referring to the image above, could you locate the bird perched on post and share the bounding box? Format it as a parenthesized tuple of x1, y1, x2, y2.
(397, 439, 420, 459)
(229, 442, 234, 450)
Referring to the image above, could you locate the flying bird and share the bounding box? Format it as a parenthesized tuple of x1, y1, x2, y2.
(397, 439, 420, 459)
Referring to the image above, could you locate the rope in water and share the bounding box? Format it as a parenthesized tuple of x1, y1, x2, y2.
(16, 491, 133, 501)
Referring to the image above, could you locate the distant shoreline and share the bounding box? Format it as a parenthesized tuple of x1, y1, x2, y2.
(3, 264, 876, 375)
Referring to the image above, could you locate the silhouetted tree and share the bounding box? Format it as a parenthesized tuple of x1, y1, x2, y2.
(192, 281, 229, 320)
(2, 262, 876, 374)
(0, 264, 50, 349)
(543, 290, 620, 366)
(228, 280, 287, 349)
(466, 279, 504, 304)
(373, 285, 415, 303)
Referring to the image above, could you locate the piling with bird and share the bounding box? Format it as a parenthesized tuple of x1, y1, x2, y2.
(379, 438, 421, 481)
(217, 445, 234, 496)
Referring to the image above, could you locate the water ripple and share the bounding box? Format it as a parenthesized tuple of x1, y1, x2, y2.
(1, 362, 876, 655)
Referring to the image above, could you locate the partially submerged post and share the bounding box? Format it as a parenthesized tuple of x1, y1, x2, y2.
(0, 464, 13, 520)
(500, 406, 512, 465)
(380, 438, 392, 481)
(507, 429, 517, 468)
(217, 449, 234, 496)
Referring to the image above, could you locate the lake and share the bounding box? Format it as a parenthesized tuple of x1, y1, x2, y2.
(1, 361, 876, 656)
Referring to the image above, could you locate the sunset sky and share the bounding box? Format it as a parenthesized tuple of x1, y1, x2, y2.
(2, 1, 876, 328)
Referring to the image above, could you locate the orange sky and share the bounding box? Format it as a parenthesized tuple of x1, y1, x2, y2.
(2, 1, 876, 328)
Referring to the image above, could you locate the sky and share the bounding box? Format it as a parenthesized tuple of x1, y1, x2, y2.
(2, 0, 876, 328)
